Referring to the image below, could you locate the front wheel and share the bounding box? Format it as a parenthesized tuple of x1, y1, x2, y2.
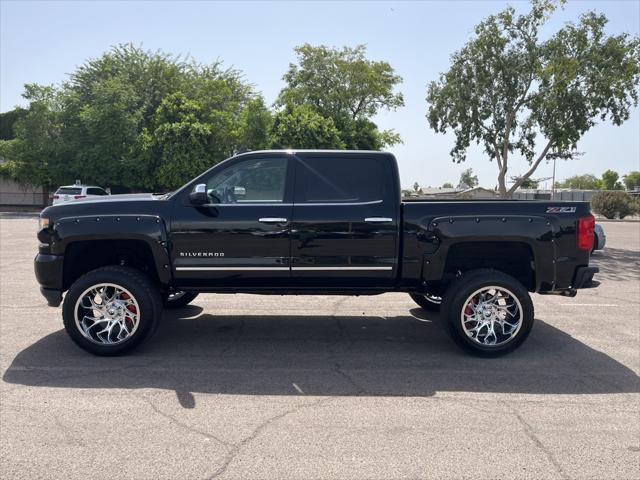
(440, 269, 534, 357)
(62, 266, 161, 356)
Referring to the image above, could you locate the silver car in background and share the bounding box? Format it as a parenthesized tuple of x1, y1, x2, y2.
(52, 185, 109, 205)
(593, 223, 606, 252)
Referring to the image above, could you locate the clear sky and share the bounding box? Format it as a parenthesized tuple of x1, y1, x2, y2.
(1, 0, 639, 189)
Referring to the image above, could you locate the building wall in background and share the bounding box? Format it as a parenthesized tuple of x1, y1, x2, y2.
(0, 176, 48, 207)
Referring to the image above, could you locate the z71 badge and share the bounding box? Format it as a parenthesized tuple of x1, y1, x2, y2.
(546, 206, 576, 213)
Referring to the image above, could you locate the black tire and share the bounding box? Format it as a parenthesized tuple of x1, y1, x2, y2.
(440, 269, 534, 357)
(409, 292, 442, 312)
(62, 266, 162, 356)
(163, 291, 199, 309)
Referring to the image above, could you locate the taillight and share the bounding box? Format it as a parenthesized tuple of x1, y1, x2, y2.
(74, 195, 86, 199)
(577, 214, 595, 251)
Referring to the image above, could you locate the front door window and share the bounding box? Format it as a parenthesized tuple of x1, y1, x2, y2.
(206, 158, 287, 204)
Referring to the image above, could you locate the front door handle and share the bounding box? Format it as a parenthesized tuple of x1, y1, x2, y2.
(259, 217, 288, 223)
(364, 217, 393, 223)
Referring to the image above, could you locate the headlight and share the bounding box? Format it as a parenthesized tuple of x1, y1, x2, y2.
(38, 217, 50, 231)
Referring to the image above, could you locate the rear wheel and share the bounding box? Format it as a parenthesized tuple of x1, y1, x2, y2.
(163, 291, 199, 309)
(62, 266, 161, 356)
(440, 269, 534, 357)
(409, 292, 442, 312)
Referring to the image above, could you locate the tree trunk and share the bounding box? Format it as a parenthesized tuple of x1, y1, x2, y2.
(498, 174, 509, 198)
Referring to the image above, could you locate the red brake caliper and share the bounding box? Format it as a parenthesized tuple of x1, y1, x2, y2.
(464, 296, 476, 316)
(120, 292, 136, 327)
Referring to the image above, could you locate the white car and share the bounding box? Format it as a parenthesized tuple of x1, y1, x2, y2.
(52, 185, 109, 205)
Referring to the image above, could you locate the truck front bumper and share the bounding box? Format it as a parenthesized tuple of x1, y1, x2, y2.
(34, 253, 64, 306)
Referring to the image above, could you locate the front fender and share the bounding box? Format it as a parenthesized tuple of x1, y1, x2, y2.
(50, 214, 172, 284)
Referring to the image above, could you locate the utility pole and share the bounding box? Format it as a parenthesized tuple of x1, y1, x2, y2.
(551, 157, 557, 199)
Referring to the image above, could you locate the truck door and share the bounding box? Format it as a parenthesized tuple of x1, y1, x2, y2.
(170, 154, 294, 288)
(290, 153, 399, 288)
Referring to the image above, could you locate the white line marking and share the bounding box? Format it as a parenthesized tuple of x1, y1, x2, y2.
(559, 304, 618, 307)
(292, 383, 305, 395)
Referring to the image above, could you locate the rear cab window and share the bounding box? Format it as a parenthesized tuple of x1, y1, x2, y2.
(86, 188, 108, 196)
(55, 188, 82, 195)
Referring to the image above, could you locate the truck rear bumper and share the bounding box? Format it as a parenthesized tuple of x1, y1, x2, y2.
(573, 266, 600, 289)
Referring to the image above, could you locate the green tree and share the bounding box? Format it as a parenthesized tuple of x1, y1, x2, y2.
(276, 44, 403, 149)
(601, 169, 623, 190)
(459, 168, 479, 188)
(622, 171, 640, 190)
(426, 0, 640, 198)
(442, 182, 453, 188)
(0, 107, 27, 140)
(511, 176, 540, 189)
(270, 104, 345, 149)
(6, 45, 265, 191)
(555, 174, 601, 189)
(6, 84, 68, 187)
(238, 97, 273, 151)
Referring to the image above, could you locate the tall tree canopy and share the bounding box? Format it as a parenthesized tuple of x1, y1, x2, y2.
(622, 171, 640, 190)
(600, 169, 623, 190)
(270, 104, 345, 149)
(459, 168, 479, 188)
(555, 174, 601, 190)
(276, 44, 404, 150)
(426, 0, 640, 198)
(2, 44, 268, 191)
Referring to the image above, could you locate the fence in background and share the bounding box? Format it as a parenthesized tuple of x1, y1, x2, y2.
(513, 189, 613, 202)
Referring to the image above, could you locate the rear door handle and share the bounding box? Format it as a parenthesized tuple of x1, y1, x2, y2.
(259, 217, 288, 223)
(364, 217, 393, 223)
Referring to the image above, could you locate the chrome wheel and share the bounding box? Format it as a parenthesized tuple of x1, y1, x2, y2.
(460, 286, 523, 347)
(74, 283, 140, 345)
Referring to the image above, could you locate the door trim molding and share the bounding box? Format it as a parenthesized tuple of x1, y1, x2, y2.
(175, 266, 290, 271)
(291, 266, 392, 271)
(175, 266, 393, 272)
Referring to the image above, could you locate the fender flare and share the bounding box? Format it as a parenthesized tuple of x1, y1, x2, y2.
(50, 214, 172, 284)
(419, 215, 558, 292)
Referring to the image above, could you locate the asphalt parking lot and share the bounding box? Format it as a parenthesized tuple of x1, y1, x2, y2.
(0, 215, 638, 480)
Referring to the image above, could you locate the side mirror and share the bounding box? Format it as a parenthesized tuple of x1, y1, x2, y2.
(189, 183, 209, 205)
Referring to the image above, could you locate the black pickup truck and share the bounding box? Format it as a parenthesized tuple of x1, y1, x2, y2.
(35, 150, 599, 356)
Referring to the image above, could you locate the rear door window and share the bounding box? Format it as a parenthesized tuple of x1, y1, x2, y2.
(294, 156, 389, 203)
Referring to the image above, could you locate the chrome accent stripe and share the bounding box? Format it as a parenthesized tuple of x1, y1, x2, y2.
(301, 200, 383, 206)
(176, 267, 290, 271)
(203, 200, 384, 207)
(292, 266, 392, 271)
(364, 217, 393, 222)
(176, 266, 393, 272)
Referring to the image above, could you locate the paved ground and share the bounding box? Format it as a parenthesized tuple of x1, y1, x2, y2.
(0, 216, 638, 480)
